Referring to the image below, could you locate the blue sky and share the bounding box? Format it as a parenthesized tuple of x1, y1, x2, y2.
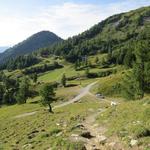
(0, 0, 150, 46)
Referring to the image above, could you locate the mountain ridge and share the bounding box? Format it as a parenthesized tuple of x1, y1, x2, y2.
(40, 6, 150, 63)
(0, 31, 63, 63)
(0, 47, 9, 53)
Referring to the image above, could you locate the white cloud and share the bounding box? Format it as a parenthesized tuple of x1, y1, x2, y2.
(0, 1, 149, 46)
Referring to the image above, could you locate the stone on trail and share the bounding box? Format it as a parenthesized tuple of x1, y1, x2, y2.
(72, 124, 85, 130)
(108, 142, 116, 147)
(22, 144, 32, 149)
(97, 135, 107, 144)
(130, 139, 138, 146)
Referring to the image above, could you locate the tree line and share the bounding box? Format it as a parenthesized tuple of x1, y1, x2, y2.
(122, 40, 150, 100)
(0, 72, 29, 105)
(0, 55, 40, 71)
(23, 62, 63, 75)
(0, 70, 67, 113)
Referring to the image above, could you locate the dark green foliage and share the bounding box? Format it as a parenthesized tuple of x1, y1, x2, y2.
(0, 84, 4, 105)
(122, 40, 150, 100)
(1, 55, 40, 71)
(0, 71, 5, 81)
(122, 71, 138, 100)
(74, 61, 78, 71)
(0, 31, 62, 64)
(61, 74, 67, 87)
(144, 62, 150, 92)
(0, 72, 32, 105)
(87, 69, 117, 78)
(40, 84, 55, 112)
(74, 57, 93, 71)
(0, 75, 19, 105)
(16, 77, 30, 104)
(95, 57, 99, 64)
(123, 49, 135, 68)
(39, 6, 150, 65)
(23, 62, 63, 74)
(85, 68, 90, 77)
(30, 73, 38, 83)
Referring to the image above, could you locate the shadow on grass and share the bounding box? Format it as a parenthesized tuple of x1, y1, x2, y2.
(29, 100, 40, 104)
(66, 84, 78, 87)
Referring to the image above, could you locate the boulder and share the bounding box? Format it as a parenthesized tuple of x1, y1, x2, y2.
(71, 134, 79, 137)
(97, 135, 107, 144)
(72, 124, 85, 130)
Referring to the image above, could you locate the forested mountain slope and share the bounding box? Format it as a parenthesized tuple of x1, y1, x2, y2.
(0, 47, 9, 53)
(40, 6, 150, 63)
(0, 31, 62, 63)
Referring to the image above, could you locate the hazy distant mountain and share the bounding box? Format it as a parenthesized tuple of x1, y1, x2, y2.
(0, 47, 9, 53)
(0, 31, 62, 63)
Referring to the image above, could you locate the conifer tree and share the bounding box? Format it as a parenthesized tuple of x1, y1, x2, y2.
(16, 77, 30, 104)
(40, 84, 55, 113)
(61, 74, 67, 87)
(122, 41, 150, 100)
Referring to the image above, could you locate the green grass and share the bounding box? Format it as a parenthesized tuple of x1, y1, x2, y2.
(0, 95, 101, 150)
(38, 62, 118, 84)
(0, 98, 41, 120)
(38, 66, 68, 83)
(91, 69, 126, 97)
(68, 78, 98, 87)
(53, 85, 81, 105)
(38, 64, 101, 83)
(96, 97, 150, 148)
(1, 56, 149, 149)
(88, 53, 108, 64)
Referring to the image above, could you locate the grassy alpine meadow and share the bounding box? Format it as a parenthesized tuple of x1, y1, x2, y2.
(96, 96, 150, 149)
(91, 68, 126, 97)
(0, 4, 150, 150)
(0, 95, 105, 150)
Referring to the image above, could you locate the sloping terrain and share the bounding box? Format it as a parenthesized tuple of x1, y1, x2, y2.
(0, 47, 9, 53)
(0, 6, 149, 150)
(40, 6, 150, 63)
(0, 31, 62, 63)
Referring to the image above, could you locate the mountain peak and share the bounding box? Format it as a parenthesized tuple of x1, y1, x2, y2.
(0, 31, 63, 63)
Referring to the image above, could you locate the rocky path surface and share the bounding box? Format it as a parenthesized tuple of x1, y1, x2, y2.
(83, 108, 107, 150)
(53, 81, 97, 109)
(14, 111, 37, 119)
(70, 107, 125, 150)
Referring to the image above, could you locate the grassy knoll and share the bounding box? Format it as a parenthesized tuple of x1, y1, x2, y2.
(91, 69, 126, 97)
